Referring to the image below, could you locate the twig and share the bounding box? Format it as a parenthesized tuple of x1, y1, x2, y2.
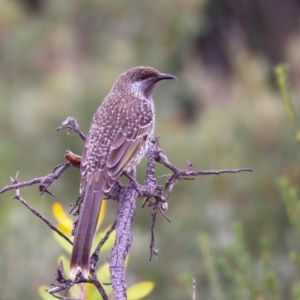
(49, 259, 109, 300)
(192, 277, 196, 300)
(90, 269, 109, 300)
(90, 220, 117, 270)
(56, 116, 86, 142)
(154, 140, 253, 200)
(141, 138, 253, 262)
(0, 163, 71, 196)
(9, 172, 73, 245)
(64, 150, 81, 166)
(149, 204, 159, 261)
(0, 117, 253, 300)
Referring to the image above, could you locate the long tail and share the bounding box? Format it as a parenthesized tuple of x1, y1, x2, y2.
(70, 178, 104, 278)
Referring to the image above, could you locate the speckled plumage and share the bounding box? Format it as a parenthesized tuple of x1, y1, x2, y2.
(70, 66, 176, 278)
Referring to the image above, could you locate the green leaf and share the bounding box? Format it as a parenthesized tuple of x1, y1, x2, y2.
(96, 199, 107, 231)
(88, 262, 112, 299)
(53, 231, 72, 254)
(127, 281, 154, 300)
(52, 202, 73, 230)
(38, 286, 54, 300)
(93, 226, 116, 253)
(96, 261, 111, 284)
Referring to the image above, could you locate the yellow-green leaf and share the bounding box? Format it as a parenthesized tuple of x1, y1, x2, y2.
(87, 283, 113, 300)
(87, 262, 113, 299)
(57, 223, 71, 235)
(52, 202, 73, 229)
(127, 281, 154, 300)
(96, 261, 111, 283)
(96, 199, 107, 231)
(68, 283, 83, 298)
(38, 285, 54, 300)
(93, 226, 116, 253)
(125, 255, 129, 268)
(53, 231, 72, 254)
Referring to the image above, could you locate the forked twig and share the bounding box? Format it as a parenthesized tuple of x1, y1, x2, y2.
(0, 117, 253, 300)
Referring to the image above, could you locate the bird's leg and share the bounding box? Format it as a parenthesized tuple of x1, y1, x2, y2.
(123, 169, 143, 197)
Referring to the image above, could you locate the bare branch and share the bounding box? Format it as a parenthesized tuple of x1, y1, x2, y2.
(8, 172, 73, 245)
(1, 117, 253, 300)
(64, 150, 81, 167)
(49, 259, 109, 300)
(192, 277, 196, 300)
(109, 185, 138, 300)
(155, 138, 253, 177)
(150, 139, 253, 202)
(0, 162, 71, 196)
(149, 203, 158, 261)
(56, 117, 86, 142)
(90, 269, 109, 300)
(90, 220, 117, 271)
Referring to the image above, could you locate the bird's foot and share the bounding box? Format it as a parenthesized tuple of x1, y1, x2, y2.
(123, 170, 143, 197)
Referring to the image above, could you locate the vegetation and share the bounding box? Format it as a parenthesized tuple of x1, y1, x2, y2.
(1, 1, 300, 299)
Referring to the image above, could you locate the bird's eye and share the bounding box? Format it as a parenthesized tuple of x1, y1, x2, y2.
(139, 74, 146, 80)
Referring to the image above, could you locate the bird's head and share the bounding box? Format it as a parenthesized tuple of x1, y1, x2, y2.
(116, 66, 176, 99)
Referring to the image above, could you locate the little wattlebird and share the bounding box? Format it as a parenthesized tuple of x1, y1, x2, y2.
(70, 66, 176, 277)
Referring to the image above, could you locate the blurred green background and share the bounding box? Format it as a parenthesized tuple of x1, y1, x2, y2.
(1, 0, 300, 299)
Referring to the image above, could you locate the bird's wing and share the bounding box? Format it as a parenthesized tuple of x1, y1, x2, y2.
(104, 100, 154, 191)
(80, 97, 153, 193)
(80, 132, 90, 193)
(80, 101, 119, 193)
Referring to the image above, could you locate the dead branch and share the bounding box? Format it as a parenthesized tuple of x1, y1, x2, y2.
(192, 277, 196, 300)
(8, 172, 73, 245)
(0, 116, 253, 300)
(0, 162, 72, 196)
(56, 116, 86, 142)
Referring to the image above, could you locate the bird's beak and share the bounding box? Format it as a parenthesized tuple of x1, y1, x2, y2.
(157, 73, 177, 81)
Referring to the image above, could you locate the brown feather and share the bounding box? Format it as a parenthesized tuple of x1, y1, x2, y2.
(70, 175, 104, 278)
(70, 66, 175, 278)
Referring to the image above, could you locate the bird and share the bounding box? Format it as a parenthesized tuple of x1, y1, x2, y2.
(70, 66, 176, 278)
